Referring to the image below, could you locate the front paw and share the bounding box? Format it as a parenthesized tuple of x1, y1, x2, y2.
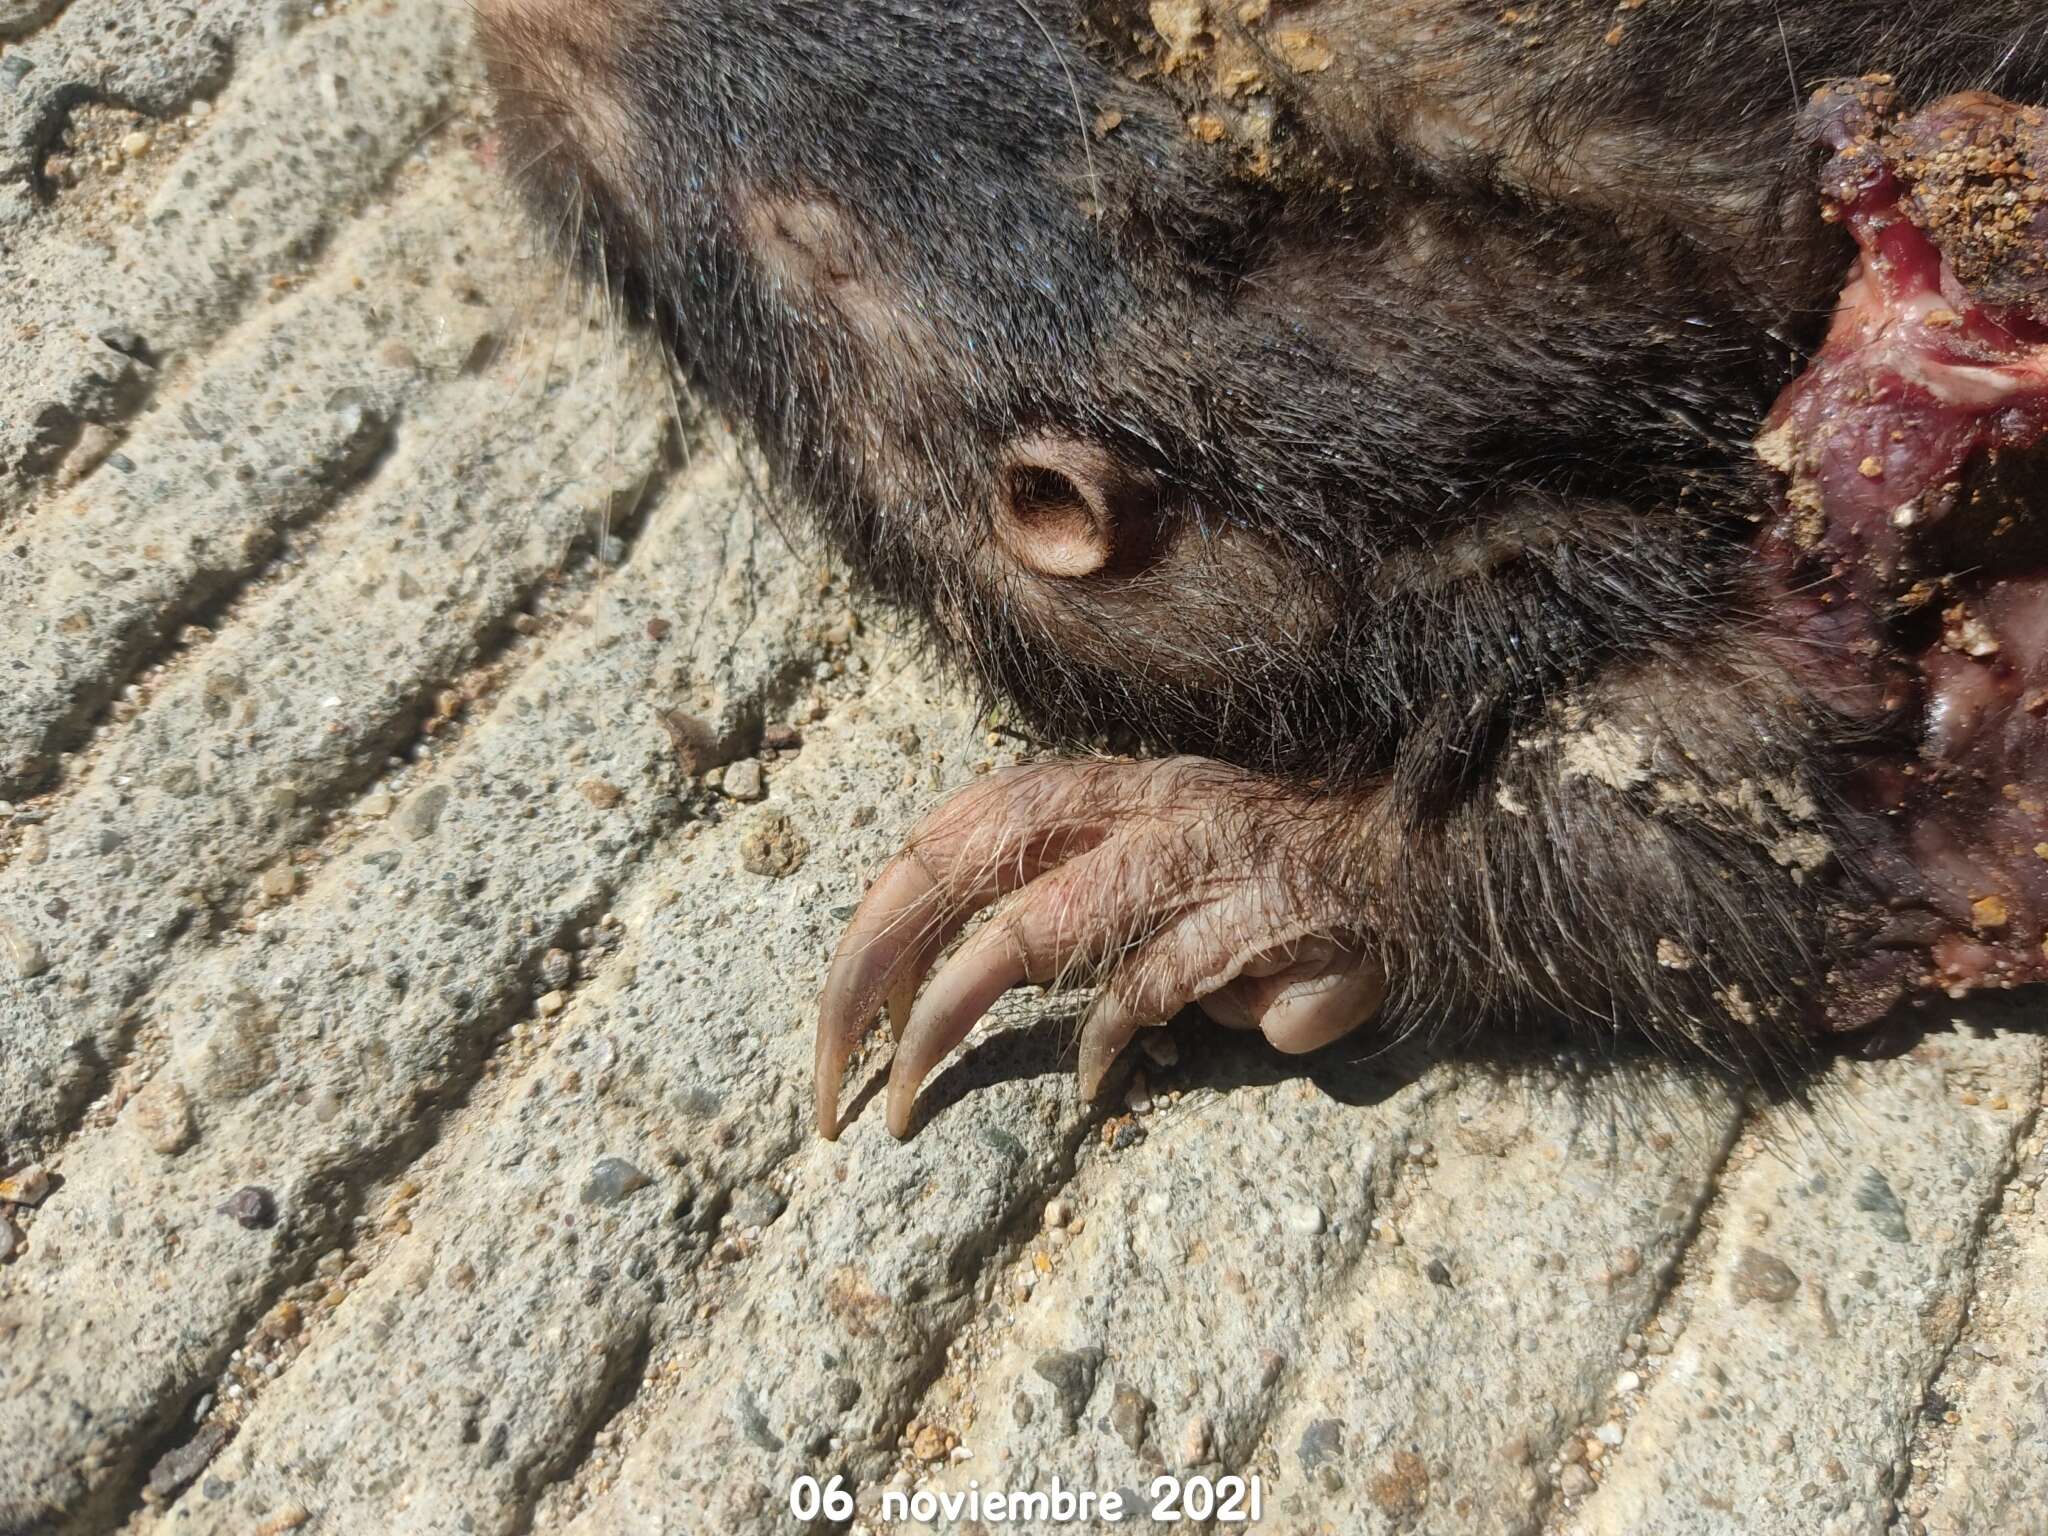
(814, 757, 1385, 1139)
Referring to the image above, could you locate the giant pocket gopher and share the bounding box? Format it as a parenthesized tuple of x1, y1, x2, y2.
(477, 0, 2048, 1139)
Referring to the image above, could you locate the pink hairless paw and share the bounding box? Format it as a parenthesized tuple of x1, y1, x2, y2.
(813, 758, 1385, 1140)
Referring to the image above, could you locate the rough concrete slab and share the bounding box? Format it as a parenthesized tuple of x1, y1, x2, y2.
(0, 435, 820, 1531)
(1567, 1031, 2042, 1536)
(2, 4, 2046, 1535)
(1, 0, 465, 499)
(0, 157, 672, 1149)
(1911, 1101, 2048, 1536)
(1249, 1070, 1741, 1536)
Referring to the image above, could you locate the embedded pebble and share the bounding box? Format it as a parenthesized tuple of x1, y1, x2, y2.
(259, 1300, 304, 1341)
(738, 807, 809, 877)
(397, 785, 452, 839)
(1283, 1202, 1327, 1236)
(1180, 1414, 1214, 1467)
(579, 778, 625, 810)
(1110, 1388, 1154, 1453)
(580, 1158, 651, 1205)
(0, 1162, 52, 1206)
(219, 1186, 278, 1229)
(131, 1080, 197, 1156)
(1560, 1463, 1593, 1497)
(55, 423, 121, 487)
(1044, 1197, 1073, 1230)
(0, 918, 49, 980)
(1616, 1370, 1641, 1394)
(1731, 1246, 1800, 1304)
(1033, 1347, 1105, 1427)
(143, 1424, 230, 1504)
(722, 758, 765, 801)
(1595, 1421, 1624, 1447)
(0, 1214, 22, 1264)
(727, 1182, 787, 1229)
(254, 1501, 312, 1534)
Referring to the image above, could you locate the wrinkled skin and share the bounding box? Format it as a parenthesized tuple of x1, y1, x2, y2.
(478, 0, 2048, 1138)
(812, 759, 1382, 1137)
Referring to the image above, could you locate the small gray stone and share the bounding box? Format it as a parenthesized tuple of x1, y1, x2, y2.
(580, 1158, 651, 1206)
(1032, 1347, 1105, 1428)
(143, 1424, 230, 1504)
(1109, 1387, 1153, 1453)
(0, 918, 48, 980)
(397, 784, 452, 841)
(1298, 1418, 1344, 1470)
(730, 1385, 783, 1452)
(722, 758, 765, 801)
(1731, 1246, 1800, 1305)
(1854, 1166, 1910, 1242)
(728, 1182, 787, 1229)
(0, 1214, 22, 1264)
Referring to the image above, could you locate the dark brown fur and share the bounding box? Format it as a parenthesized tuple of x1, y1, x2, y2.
(479, 0, 2048, 1075)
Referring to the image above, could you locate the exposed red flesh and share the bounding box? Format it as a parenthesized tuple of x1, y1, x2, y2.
(1757, 85, 2048, 1006)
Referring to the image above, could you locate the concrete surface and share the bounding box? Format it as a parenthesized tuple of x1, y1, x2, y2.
(1, 3, 2044, 1533)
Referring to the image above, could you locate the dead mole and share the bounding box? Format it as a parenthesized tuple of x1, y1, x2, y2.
(476, 0, 2048, 1138)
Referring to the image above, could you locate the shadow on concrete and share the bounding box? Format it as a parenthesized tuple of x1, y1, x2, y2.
(902, 984, 2048, 1147)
